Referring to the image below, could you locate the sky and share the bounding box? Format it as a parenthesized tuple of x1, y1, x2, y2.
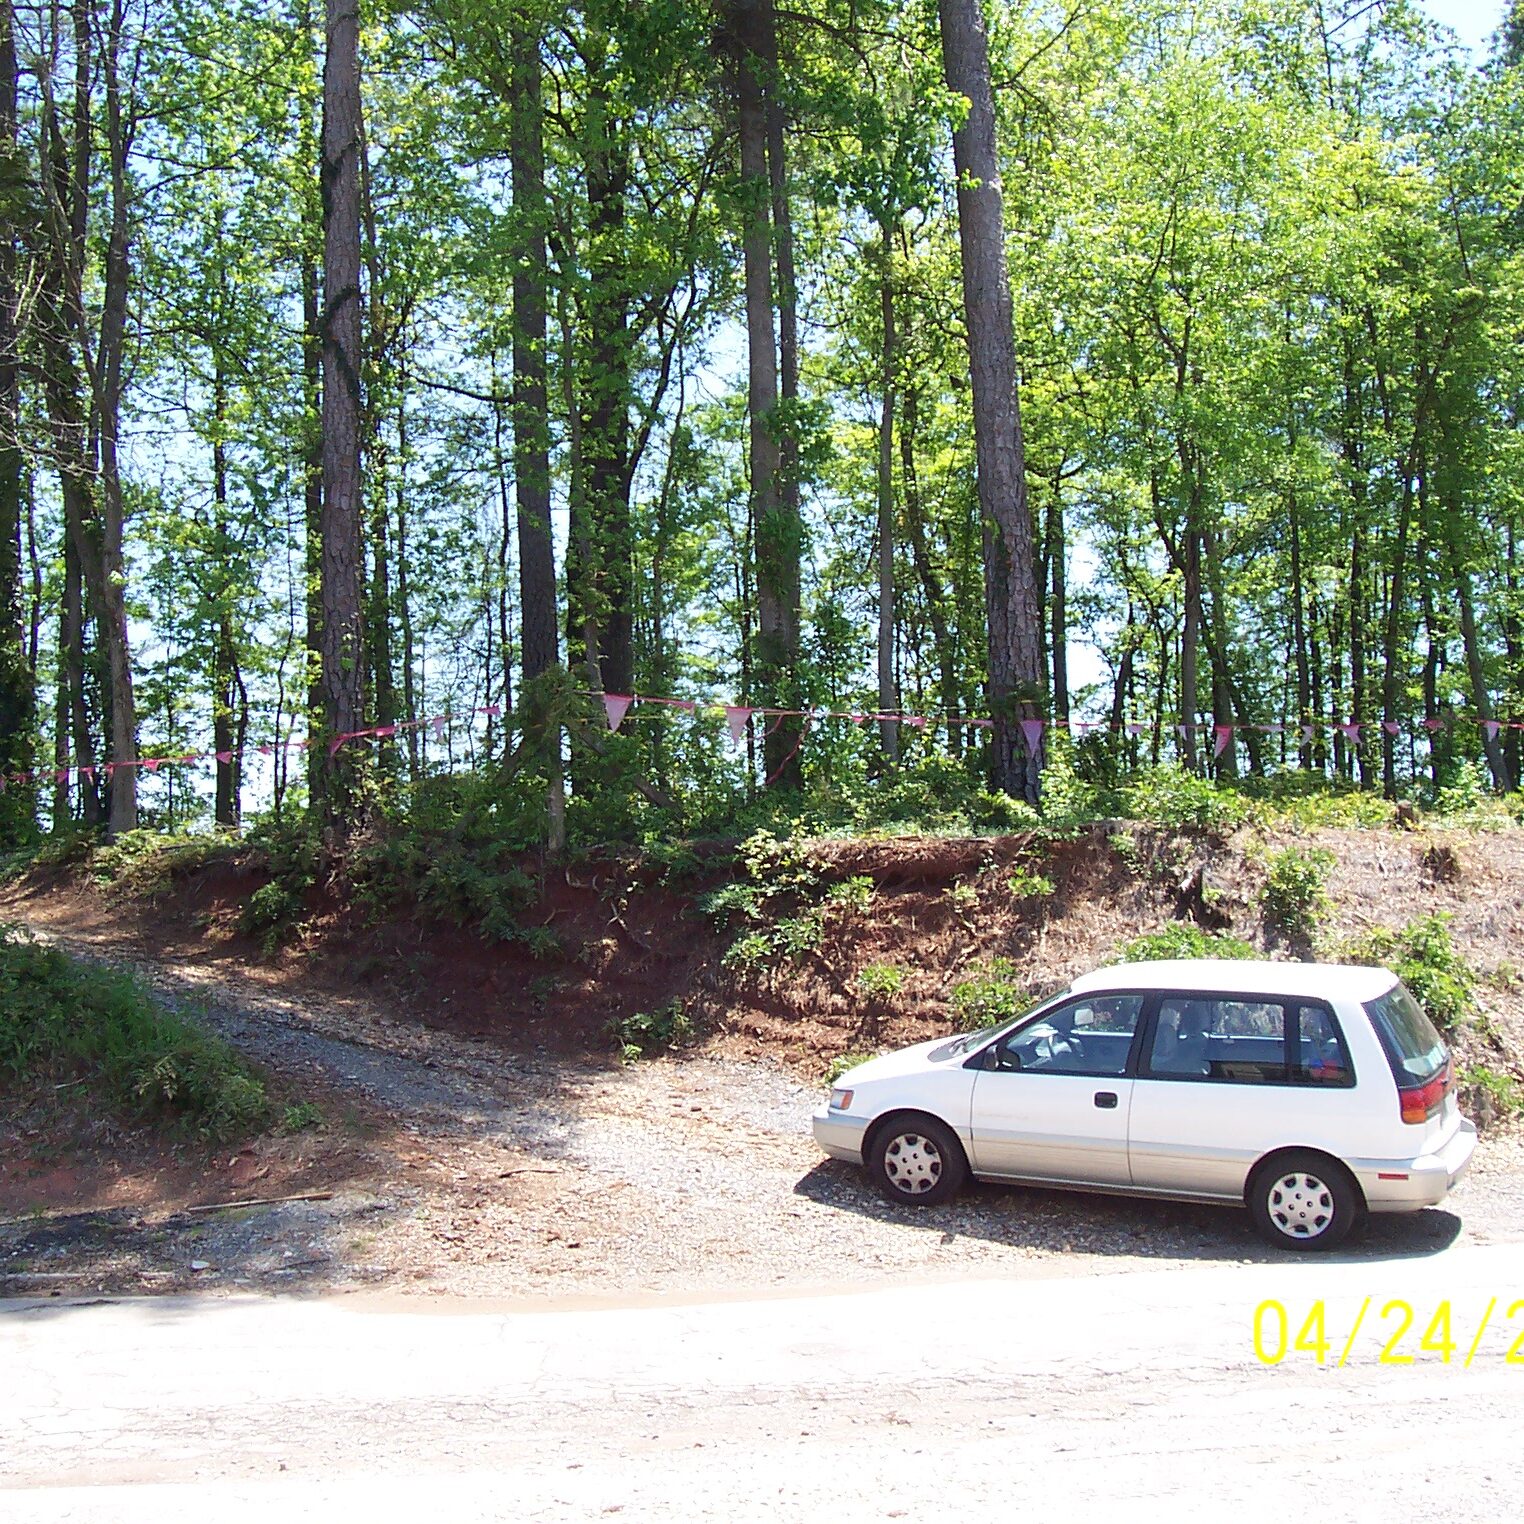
(1419, 0, 1508, 55)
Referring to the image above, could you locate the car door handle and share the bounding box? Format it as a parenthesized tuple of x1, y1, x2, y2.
(1094, 1091, 1118, 1109)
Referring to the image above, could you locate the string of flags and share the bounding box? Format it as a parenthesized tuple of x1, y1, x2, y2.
(2, 688, 1515, 794)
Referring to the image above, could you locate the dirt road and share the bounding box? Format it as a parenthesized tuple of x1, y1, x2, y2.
(4, 1242, 1523, 1522)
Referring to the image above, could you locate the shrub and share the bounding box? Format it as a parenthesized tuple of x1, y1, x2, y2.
(1112, 923, 1257, 963)
(1459, 1064, 1521, 1120)
(857, 962, 906, 1001)
(1261, 846, 1336, 941)
(1006, 865, 1055, 899)
(0, 926, 269, 1139)
(239, 878, 309, 953)
(1339, 913, 1475, 1033)
(610, 999, 692, 1061)
(824, 1050, 878, 1085)
(1121, 766, 1249, 833)
(826, 875, 875, 914)
(950, 957, 1031, 1028)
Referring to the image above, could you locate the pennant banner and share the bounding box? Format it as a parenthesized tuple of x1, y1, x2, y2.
(602, 694, 634, 732)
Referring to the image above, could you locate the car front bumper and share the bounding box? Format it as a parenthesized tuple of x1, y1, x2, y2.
(812, 1106, 870, 1164)
(1352, 1118, 1478, 1213)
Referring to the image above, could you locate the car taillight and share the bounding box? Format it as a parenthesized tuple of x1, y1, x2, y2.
(1399, 1060, 1452, 1125)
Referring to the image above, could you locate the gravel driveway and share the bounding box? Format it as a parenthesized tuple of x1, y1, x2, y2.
(4, 930, 1523, 1301)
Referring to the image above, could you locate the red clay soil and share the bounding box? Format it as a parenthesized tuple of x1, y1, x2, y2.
(2, 820, 1522, 1082)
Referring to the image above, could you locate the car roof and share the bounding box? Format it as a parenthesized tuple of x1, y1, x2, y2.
(1068, 959, 1397, 1003)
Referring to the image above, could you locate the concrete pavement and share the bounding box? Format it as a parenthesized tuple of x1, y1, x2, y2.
(4, 1243, 1523, 1522)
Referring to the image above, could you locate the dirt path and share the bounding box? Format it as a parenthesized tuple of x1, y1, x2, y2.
(3, 925, 1523, 1302)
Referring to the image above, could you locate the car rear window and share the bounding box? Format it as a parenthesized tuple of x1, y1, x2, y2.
(1364, 983, 1447, 1084)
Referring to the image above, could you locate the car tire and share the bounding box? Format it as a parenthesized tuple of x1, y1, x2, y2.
(868, 1114, 967, 1207)
(1248, 1150, 1363, 1251)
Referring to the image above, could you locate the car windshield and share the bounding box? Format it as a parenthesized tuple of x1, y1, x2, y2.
(944, 991, 1066, 1055)
(1364, 982, 1447, 1083)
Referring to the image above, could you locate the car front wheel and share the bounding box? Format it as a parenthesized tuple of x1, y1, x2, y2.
(1248, 1151, 1363, 1251)
(868, 1114, 967, 1207)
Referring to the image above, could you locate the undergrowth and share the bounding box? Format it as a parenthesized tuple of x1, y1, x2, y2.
(1339, 913, 1476, 1034)
(1112, 924, 1257, 962)
(0, 925, 269, 1139)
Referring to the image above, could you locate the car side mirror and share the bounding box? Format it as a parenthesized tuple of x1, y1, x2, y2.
(986, 1046, 1019, 1072)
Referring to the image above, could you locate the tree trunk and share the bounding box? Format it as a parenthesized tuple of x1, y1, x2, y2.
(764, 11, 802, 786)
(937, 0, 1045, 804)
(318, 0, 368, 833)
(576, 44, 634, 696)
(876, 222, 898, 763)
(1046, 470, 1069, 726)
(728, 0, 794, 787)
(298, 0, 324, 806)
(901, 384, 960, 755)
(0, 0, 33, 844)
(510, 20, 564, 850)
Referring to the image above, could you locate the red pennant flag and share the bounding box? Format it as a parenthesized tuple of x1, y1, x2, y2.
(1019, 718, 1044, 755)
(724, 705, 751, 743)
(1127, 722, 1148, 737)
(1381, 720, 1400, 736)
(142, 758, 162, 772)
(215, 751, 232, 765)
(479, 704, 502, 719)
(905, 715, 928, 729)
(1336, 722, 1361, 743)
(1482, 719, 1502, 742)
(601, 694, 633, 732)
(1422, 717, 1445, 733)
(1213, 725, 1233, 758)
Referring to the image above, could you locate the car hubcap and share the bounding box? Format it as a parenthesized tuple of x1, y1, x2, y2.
(1267, 1171, 1334, 1239)
(884, 1133, 942, 1195)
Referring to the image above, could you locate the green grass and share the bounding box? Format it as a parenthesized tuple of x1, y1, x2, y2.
(0, 925, 269, 1139)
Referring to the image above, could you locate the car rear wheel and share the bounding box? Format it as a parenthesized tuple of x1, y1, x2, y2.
(868, 1115, 967, 1207)
(1249, 1150, 1362, 1251)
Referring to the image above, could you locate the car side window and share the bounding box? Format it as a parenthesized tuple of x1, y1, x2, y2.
(1145, 998, 1355, 1087)
(1293, 1005, 1356, 1088)
(991, 995, 1144, 1077)
(1148, 999, 1289, 1083)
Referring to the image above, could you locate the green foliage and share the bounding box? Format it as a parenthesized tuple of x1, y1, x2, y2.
(949, 957, 1031, 1028)
(278, 1100, 324, 1134)
(0, 926, 269, 1139)
(610, 999, 693, 1062)
(1459, 1064, 1521, 1119)
(1261, 846, 1337, 940)
(239, 879, 308, 954)
(1121, 767, 1249, 833)
(1339, 913, 1476, 1034)
(827, 875, 875, 913)
(857, 962, 906, 1000)
(1006, 864, 1055, 898)
(1112, 923, 1257, 963)
(824, 1050, 878, 1085)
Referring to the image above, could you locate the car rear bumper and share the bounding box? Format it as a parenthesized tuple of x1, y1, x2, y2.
(1352, 1118, 1478, 1213)
(812, 1107, 870, 1164)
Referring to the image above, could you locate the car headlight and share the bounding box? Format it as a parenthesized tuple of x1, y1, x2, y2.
(828, 1087, 854, 1111)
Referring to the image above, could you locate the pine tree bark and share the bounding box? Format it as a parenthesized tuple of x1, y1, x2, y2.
(876, 223, 898, 763)
(0, 0, 33, 844)
(318, 0, 367, 833)
(937, 0, 1045, 803)
(510, 19, 565, 850)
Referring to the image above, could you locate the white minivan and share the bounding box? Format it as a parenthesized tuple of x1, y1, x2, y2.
(812, 959, 1477, 1250)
